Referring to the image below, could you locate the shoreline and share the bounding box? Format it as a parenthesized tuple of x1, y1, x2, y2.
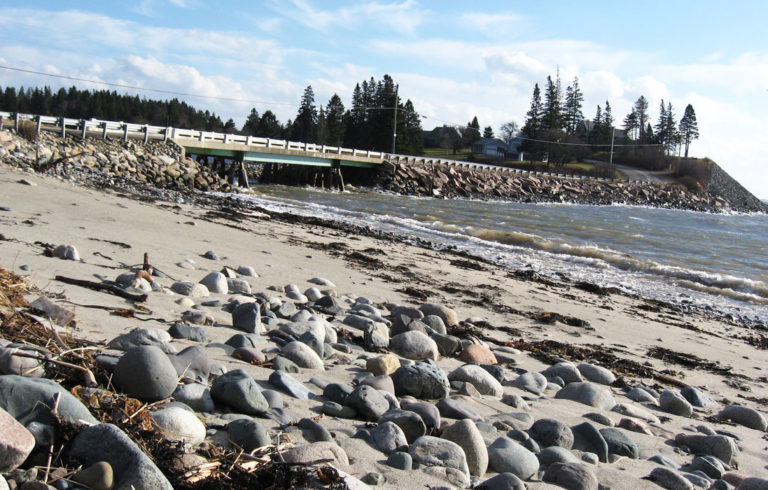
(1, 135, 767, 488)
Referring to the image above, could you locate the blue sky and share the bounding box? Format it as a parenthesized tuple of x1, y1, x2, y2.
(1, 1, 767, 198)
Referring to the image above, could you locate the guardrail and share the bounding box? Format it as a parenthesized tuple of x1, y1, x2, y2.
(0, 110, 651, 185)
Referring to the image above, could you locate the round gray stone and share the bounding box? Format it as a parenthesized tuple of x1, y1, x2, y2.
(410, 435, 469, 476)
(599, 427, 639, 459)
(440, 419, 488, 477)
(660, 390, 693, 417)
(577, 363, 616, 385)
(228, 418, 272, 451)
(538, 446, 580, 467)
(389, 331, 439, 361)
(386, 451, 412, 470)
(648, 467, 694, 490)
(346, 385, 389, 421)
(487, 436, 539, 480)
(529, 418, 574, 449)
(543, 462, 599, 490)
(378, 409, 426, 443)
(475, 473, 526, 490)
(370, 421, 407, 454)
(210, 369, 268, 415)
(281, 341, 324, 370)
(717, 405, 767, 431)
(511, 371, 548, 395)
(199, 272, 227, 294)
(542, 362, 583, 384)
(448, 364, 503, 397)
(391, 361, 450, 400)
(113, 346, 178, 401)
(681, 386, 717, 408)
(172, 383, 215, 412)
(555, 382, 616, 410)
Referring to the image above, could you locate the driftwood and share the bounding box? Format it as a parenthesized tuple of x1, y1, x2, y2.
(54, 275, 148, 302)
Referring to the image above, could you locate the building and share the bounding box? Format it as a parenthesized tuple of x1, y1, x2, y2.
(471, 138, 507, 156)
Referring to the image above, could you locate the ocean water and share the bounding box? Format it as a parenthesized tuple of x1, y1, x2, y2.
(221, 185, 768, 323)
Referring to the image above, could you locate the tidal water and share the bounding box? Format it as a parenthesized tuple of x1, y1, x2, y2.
(224, 185, 768, 323)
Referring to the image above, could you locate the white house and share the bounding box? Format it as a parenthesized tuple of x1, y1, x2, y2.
(471, 138, 507, 156)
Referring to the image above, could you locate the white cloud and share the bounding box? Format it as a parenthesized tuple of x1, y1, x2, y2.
(460, 12, 522, 31)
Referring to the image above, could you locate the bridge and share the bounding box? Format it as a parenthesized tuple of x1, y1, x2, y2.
(0, 111, 630, 188)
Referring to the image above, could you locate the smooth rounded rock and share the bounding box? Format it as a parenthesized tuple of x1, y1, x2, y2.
(448, 364, 503, 397)
(71, 461, 113, 490)
(399, 400, 441, 431)
(681, 386, 717, 408)
(555, 382, 616, 410)
(386, 451, 412, 470)
(577, 363, 616, 385)
(378, 409, 426, 443)
(674, 434, 736, 465)
(282, 442, 348, 466)
(168, 345, 212, 382)
(0, 407, 35, 472)
(199, 272, 227, 294)
(410, 435, 469, 476)
(626, 386, 659, 404)
(370, 421, 407, 454)
(529, 418, 574, 449)
(231, 302, 263, 334)
(660, 390, 694, 417)
(459, 344, 497, 364)
(543, 462, 599, 490)
(113, 346, 178, 401)
(572, 421, 609, 463)
(717, 405, 767, 431)
(543, 362, 583, 384)
(346, 385, 389, 421)
(648, 467, 694, 490)
(511, 371, 548, 395)
(487, 436, 539, 480)
(392, 361, 450, 400)
(281, 341, 324, 370)
(227, 419, 271, 451)
(475, 473, 526, 490)
(210, 369, 268, 415)
(418, 303, 458, 327)
(172, 383, 215, 412)
(151, 406, 206, 445)
(389, 331, 439, 361)
(440, 419, 488, 477)
(436, 398, 483, 421)
(599, 427, 639, 459)
(366, 354, 401, 377)
(171, 281, 209, 298)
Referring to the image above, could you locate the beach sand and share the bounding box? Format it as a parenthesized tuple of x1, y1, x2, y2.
(0, 161, 766, 488)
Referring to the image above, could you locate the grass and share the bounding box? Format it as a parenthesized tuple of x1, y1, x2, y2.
(421, 148, 472, 161)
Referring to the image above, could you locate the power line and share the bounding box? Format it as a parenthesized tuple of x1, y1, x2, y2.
(0, 64, 299, 106)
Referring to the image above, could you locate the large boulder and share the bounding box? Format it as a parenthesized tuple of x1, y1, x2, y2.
(391, 361, 450, 399)
(389, 331, 439, 361)
(0, 406, 35, 472)
(113, 346, 179, 401)
(410, 436, 469, 476)
(0, 375, 98, 426)
(448, 364, 503, 397)
(210, 369, 268, 415)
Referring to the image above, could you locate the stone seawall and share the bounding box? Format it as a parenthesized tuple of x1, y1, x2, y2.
(706, 163, 766, 213)
(377, 161, 767, 213)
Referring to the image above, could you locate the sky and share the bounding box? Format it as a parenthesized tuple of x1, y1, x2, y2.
(1, 1, 767, 198)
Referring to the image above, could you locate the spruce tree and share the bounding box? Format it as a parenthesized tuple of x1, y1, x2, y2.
(563, 76, 584, 135)
(521, 83, 543, 138)
(293, 85, 318, 143)
(679, 104, 699, 157)
(241, 108, 260, 135)
(483, 126, 494, 138)
(542, 75, 563, 131)
(325, 94, 345, 146)
(257, 110, 283, 139)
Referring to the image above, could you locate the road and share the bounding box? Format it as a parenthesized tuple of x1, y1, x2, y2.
(585, 159, 676, 183)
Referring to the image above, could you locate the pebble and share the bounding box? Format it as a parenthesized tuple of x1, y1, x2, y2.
(459, 344, 497, 364)
(269, 370, 312, 399)
(409, 435, 469, 476)
(389, 330, 439, 361)
(418, 303, 458, 327)
(688, 455, 727, 479)
(386, 451, 412, 470)
(203, 250, 220, 260)
(599, 427, 639, 459)
(231, 302, 263, 334)
(400, 400, 441, 431)
(170, 281, 209, 297)
(52, 244, 80, 261)
(660, 389, 694, 417)
(448, 364, 503, 397)
(309, 277, 336, 287)
(168, 322, 207, 343)
(674, 434, 736, 465)
(151, 406, 206, 445)
(543, 361, 584, 384)
(282, 441, 349, 466)
(717, 405, 767, 431)
(378, 409, 426, 444)
(487, 436, 539, 480)
(271, 356, 300, 373)
(113, 346, 178, 401)
(576, 363, 616, 385)
(572, 421, 609, 463)
(225, 333, 262, 349)
(210, 369, 269, 415)
(71, 461, 114, 490)
(555, 381, 616, 409)
(436, 398, 483, 421)
(0, 376, 97, 428)
(440, 419, 488, 477)
(227, 277, 251, 294)
(322, 401, 356, 418)
(626, 386, 659, 404)
(0, 407, 35, 472)
(0, 346, 45, 377)
(227, 419, 271, 451)
(542, 462, 599, 490)
(366, 354, 401, 376)
(297, 418, 332, 442)
(475, 472, 526, 490)
(511, 371, 548, 395)
(280, 341, 324, 370)
(737, 478, 768, 490)
(361, 472, 384, 485)
(391, 361, 450, 400)
(681, 386, 717, 408)
(370, 421, 407, 454)
(69, 423, 173, 489)
(345, 385, 389, 421)
(172, 383, 215, 412)
(582, 412, 614, 426)
(648, 467, 694, 490)
(236, 265, 258, 277)
(501, 394, 529, 410)
(529, 418, 574, 449)
(181, 309, 214, 325)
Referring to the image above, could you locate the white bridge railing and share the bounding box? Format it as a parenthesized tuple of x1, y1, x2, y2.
(0, 111, 645, 184)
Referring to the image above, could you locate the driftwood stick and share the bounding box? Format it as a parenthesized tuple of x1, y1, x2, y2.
(13, 351, 98, 387)
(54, 275, 148, 302)
(44, 393, 61, 483)
(653, 372, 688, 388)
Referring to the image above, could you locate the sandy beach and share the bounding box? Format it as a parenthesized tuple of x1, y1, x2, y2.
(1, 149, 767, 489)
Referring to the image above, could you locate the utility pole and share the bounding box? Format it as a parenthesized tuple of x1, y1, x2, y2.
(391, 84, 398, 154)
(609, 126, 615, 174)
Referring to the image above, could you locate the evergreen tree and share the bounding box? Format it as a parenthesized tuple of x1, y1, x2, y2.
(292, 85, 318, 143)
(563, 76, 584, 135)
(592, 104, 603, 142)
(542, 74, 563, 131)
(483, 126, 494, 138)
(325, 94, 345, 146)
(462, 116, 481, 147)
(603, 101, 613, 129)
(344, 83, 368, 149)
(257, 110, 283, 139)
(316, 107, 328, 144)
(241, 108, 260, 135)
(632, 96, 650, 142)
(623, 109, 638, 140)
(521, 83, 543, 138)
(655, 100, 678, 154)
(678, 104, 700, 157)
(398, 99, 423, 155)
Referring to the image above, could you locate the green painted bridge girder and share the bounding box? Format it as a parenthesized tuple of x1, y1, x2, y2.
(182, 146, 378, 169)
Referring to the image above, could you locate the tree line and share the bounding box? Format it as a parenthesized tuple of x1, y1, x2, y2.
(516, 72, 700, 167)
(0, 75, 423, 155)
